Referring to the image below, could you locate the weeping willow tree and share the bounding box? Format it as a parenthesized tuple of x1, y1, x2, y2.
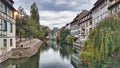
(81, 16, 120, 67)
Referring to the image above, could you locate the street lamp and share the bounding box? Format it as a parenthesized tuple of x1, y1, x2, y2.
(14, 11, 19, 19)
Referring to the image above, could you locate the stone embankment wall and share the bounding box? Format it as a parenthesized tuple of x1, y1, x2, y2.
(0, 39, 42, 63)
(10, 39, 42, 58)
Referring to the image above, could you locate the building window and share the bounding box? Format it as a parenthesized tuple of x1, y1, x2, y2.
(89, 28, 92, 34)
(10, 39, 12, 46)
(2, 2, 7, 13)
(2, 20, 7, 31)
(112, 8, 116, 14)
(86, 29, 88, 35)
(4, 39, 7, 47)
(89, 21, 92, 25)
(86, 22, 87, 27)
(10, 23, 13, 32)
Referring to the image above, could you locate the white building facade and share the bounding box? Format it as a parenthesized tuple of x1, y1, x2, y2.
(65, 23, 71, 30)
(0, 0, 17, 55)
(108, 0, 120, 16)
(78, 11, 92, 44)
(70, 0, 120, 47)
(92, 0, 109, 27)
(70, 15, 79, 38)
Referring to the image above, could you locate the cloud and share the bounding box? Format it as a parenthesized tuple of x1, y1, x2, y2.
(14, 0, 97, 29)
(40, 11, 77, 29)
(14, 0, 96, 11)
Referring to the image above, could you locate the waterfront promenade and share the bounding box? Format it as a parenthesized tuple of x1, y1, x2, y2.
(0, 39, 42, 63)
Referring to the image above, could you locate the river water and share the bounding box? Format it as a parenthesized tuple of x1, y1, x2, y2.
(0, 40, 80, 68)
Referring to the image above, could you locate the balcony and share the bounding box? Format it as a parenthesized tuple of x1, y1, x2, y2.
(0, 10, 15, 24)
(0, 30, 7, 37)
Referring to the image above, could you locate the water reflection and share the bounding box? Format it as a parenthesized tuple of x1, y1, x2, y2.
(0, 48, 40, 68)
(1, 41, 119, 68)
(39, 40, 74, 68)
(0, 41, 76, 68)
(60, 45, 73, 59)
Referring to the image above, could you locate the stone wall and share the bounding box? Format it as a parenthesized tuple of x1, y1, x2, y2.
(10, 39, 42, 58)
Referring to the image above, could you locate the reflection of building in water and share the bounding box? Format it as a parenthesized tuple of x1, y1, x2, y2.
(50, 40, 56, 46)
(49, 27, 60, 40)
(49, 40, 59, 51)
(71, 53, 81, 68)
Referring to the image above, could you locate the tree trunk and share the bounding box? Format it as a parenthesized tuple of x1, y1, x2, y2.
(20, 32, 22, 42)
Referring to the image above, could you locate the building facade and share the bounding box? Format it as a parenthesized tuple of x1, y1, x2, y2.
(108, 0, 120, 15)
(70, 10, 90, 45)
(65, 23, 71, 30)
(69, 0, 120, 46)
(92, 0, 109, 27)
(70, 15, 79, 38)
(78, 11, 92, 45)
(0, 0, 17, 55)
(70, 17, 80, 46)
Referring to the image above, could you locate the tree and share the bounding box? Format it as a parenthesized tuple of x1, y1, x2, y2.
(16, 6, 27, 42)
(66, 35, 74, 45)
(30, 2, 40, 26)
(16, 3, 49, 41)
(59, 28, 70, 44)
(39, 25, 49, 38)
(81, 16, 120, 67)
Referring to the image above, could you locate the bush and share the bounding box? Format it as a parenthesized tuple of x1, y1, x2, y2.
(81, 16, 120, 67)
(66, 35, 74, 45)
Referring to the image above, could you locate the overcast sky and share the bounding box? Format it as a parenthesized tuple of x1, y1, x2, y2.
(14, 0, 96, 29)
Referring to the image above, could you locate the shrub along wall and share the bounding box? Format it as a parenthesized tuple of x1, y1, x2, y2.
(81, 16, 120, 68)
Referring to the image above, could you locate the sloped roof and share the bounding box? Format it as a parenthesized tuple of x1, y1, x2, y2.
(70, 10, 89, 24)
(78, 10, 89, 19)
(1, 0, 16, 11)
(108, 1, 120, 9)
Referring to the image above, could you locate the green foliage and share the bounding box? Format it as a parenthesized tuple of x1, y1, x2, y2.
(16, 15, 31, 38)
(39, 25, 49, 38)
(56, 27, 74, 46)
(56, 36, 60, 44)
(30, 2, 40, 26)
(59, 28, 70, 44)
(81, 16, 120, 67)
(66, 35, 74, 45)
(60, 45, 73, 59)
(16, 3, 49, 40)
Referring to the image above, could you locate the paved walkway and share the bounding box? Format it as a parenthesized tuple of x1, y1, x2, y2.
(0, 39, 42, 63)
(17, 39, 40, 48)
(10, 39, 42, 58)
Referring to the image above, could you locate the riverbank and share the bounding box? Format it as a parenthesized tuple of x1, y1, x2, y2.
(11, 39, 42, 58)
(0, 39, 42, 63)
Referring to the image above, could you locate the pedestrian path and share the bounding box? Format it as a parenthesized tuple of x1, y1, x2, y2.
(0, 39, 42, 63)
(17, 39, 39, 48)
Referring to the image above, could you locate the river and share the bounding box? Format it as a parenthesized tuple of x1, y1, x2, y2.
(0, 40, 81, 68)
